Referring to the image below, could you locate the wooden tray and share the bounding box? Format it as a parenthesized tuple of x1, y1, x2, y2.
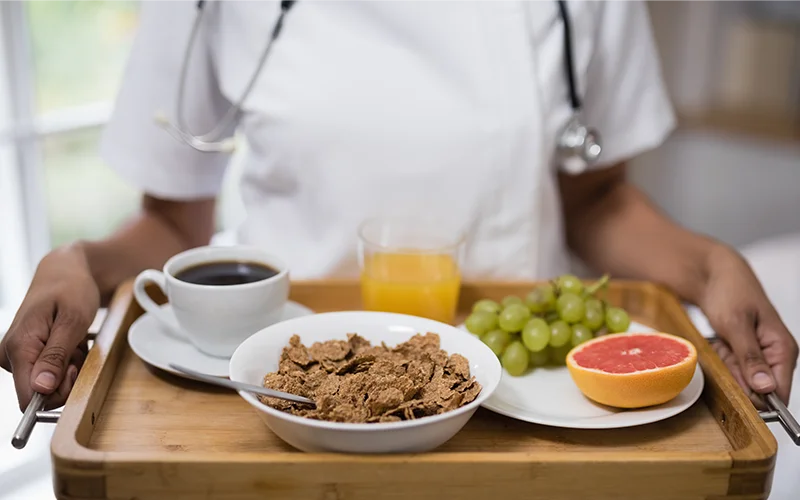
(51, 280, 777, 500)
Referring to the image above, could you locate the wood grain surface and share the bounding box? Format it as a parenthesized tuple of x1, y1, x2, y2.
(49, 280, 777, 500)
(89, 348, 730, 455)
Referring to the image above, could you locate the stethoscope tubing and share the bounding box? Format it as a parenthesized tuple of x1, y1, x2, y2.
(159, 0, 599, 166)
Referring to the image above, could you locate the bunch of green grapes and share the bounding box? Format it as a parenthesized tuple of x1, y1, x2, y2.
(464, 274, 631, 376)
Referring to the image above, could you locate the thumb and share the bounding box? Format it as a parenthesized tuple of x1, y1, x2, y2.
(716, 311, 776, 395)
(30, 313, 87, 395)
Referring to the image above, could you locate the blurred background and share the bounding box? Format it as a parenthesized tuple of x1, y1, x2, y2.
(0, 1, 799, 498)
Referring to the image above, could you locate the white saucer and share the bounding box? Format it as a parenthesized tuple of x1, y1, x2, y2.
(458, 321, 705, 429)
(128, 301, 314, 379)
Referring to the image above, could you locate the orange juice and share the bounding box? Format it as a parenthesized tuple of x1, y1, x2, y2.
(360, 252, 460, 324)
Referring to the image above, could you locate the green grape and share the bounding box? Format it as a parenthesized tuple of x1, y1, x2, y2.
(521, 318, 551, 352)
(465, 311, 498, 336)
(571, 324, 593, 347)
(501, 295, 524, 308)
(582, 303, 605, 331)
(549, 320, 572, 347)
(501, 341, 529, 376)
(605, 307, 631, 333)
(525, 285, 556, 314)
(549, 343, 573, 365)
(585, 298, 603, 310)
(472, 299, 501, 315)
(556, 292, 586, 324)
(498, 304, 531, 333)
(482, 329, 511, 356)
(556, 274, 584, 295)
(529, 348, 550, 367)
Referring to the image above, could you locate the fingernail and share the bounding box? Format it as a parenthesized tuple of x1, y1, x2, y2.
(69, 366, 78, 384)
(752, 372, 775, 391)
(34, 371, 57, 391)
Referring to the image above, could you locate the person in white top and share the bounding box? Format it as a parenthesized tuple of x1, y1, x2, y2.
(2, 1, 796, 414)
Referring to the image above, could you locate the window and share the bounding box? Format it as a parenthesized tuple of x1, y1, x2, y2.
(30, 1, 142, 249)
(0, 1, 141, 319)
(29, 1, 139, 113)
(43, 128, 140, 248)
(0, 2, 142, 498)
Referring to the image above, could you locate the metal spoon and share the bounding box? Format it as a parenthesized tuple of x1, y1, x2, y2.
(168, 364, 315, 406)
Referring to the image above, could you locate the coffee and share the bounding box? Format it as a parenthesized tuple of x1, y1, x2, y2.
(175, 261, 279, 286)
(134, 245, 290, 357)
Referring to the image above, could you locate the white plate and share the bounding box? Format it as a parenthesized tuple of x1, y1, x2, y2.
(458, 321, 705, 429)
(128, 301, 314, 379)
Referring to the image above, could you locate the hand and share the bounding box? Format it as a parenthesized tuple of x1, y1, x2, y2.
(699, 246, 798, 407)
(0, 244, 100, 411)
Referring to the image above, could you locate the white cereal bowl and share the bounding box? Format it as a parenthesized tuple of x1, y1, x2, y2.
(228, 311, 502, 454)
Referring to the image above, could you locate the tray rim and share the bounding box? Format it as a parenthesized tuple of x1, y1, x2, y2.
(50, 279, 777, 476)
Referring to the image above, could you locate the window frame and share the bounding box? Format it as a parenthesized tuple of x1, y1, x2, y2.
(1, 1, 49, 268)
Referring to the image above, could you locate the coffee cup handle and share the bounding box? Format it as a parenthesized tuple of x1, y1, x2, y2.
(133, 270, 188, 340)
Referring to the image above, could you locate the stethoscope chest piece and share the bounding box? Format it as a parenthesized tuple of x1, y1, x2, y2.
(556, 114, 602, 175)
(554, 0, 602, 175)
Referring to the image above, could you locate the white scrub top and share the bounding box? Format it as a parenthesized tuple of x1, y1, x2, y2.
(101, 0, 675, 280)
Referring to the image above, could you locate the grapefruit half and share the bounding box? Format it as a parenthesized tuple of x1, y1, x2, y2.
(566, 332, 697, 409)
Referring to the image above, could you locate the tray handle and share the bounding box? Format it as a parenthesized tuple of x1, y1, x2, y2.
(9, 321, 101, 450)
(765, 392, 800, 445)
(11, 392, 61, 449)
(709, 335, 800, 445)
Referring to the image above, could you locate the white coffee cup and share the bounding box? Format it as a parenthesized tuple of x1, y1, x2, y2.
(133, 245, 290, 358)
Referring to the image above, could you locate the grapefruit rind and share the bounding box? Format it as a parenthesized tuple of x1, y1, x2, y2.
(566, 332, 698, 409)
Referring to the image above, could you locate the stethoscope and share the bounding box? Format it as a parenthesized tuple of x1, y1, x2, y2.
(156, 0, 602, 172)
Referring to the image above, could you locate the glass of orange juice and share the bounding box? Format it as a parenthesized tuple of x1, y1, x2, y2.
(358, 217, 465, 324)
